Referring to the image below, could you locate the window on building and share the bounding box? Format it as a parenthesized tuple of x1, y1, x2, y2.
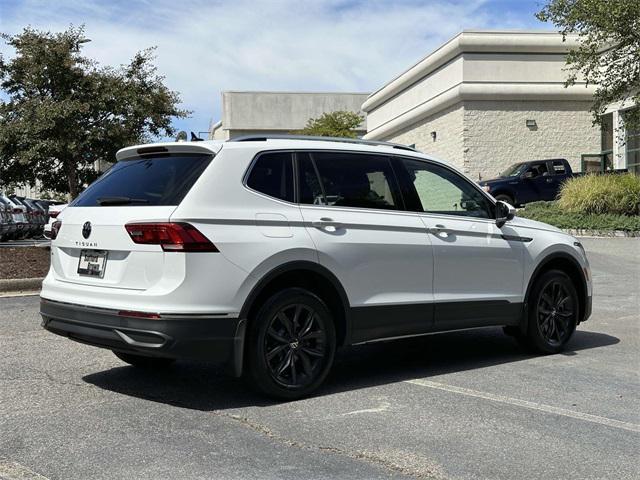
(401, 159, 493, 219)
(298, 152, 401, 210)
(246, 152, 294, 202)
(625, 109, 640, 175)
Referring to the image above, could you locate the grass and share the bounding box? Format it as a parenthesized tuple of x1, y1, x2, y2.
(558, 174, 640, 216)
(518, 201, 640, 231)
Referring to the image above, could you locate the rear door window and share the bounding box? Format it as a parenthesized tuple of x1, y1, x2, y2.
(298, 151, 401, 210)
(246, 152, 294, 202)
(73, 154, 213, 207)
(549, 160, 567, 175)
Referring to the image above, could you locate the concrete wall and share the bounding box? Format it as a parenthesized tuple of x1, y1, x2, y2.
(383, 103, 465, 170)
(222, 91, 369, 131)
(463, 100, 600, 180)
(365, 56, 464, 138)
(383, 100, 600, 180)
(363, 31, 593, 141)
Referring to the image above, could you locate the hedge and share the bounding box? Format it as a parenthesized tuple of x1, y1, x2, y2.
(558, 174, 640, 216)
(518, 201, 640, 231)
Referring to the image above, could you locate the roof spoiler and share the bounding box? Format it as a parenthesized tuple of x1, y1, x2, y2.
(115, 142, 221, 161)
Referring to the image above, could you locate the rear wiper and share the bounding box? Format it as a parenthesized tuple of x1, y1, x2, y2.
(96, 196, 149, 206)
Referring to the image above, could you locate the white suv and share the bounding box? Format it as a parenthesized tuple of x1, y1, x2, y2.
(40, 136, 592, 399)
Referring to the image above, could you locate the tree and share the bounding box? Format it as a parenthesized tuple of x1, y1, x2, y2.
(537, 0, 640, 131)
(0, 26, 189, 198)
(294, 110, 364, 138)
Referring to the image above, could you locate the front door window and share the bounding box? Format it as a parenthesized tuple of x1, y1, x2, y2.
(400, 158, 494, 219)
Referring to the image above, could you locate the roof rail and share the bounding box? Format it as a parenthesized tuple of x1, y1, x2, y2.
(229, 134, 419, 152)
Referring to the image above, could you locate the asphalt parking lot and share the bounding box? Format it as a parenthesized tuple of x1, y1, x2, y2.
(1, 237, 638, 480)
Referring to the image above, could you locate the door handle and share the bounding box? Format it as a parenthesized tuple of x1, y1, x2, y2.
(545, 178, 553, 183)
(311, 217, 343, 230)
(430, 224, 449, 235)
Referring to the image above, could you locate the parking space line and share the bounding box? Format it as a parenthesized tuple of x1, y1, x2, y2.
(0, 461, 50, 480)
(406, 379, 640, 433)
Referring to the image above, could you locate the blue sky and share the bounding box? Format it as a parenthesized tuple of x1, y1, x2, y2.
(0, 0, 550, 139)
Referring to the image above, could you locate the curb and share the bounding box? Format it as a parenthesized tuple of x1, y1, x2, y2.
(562, 229, 640, 238)
(0, 277, 44, 293)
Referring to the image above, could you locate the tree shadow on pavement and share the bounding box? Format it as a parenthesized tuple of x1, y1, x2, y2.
(83, 327, 619, 410)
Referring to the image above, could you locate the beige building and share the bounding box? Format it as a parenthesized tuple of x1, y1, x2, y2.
(209, 91, 369, 140)
(362, 30, 624, 180)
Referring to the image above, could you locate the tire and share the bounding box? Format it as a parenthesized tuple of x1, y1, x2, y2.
(494, 193, 515, 205)
(113, 351, 175, 369)
(525, 269, 579, 354)
(245, 288, 336, 400)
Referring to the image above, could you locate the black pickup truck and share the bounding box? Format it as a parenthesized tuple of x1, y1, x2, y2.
(478, 158, 599, 206)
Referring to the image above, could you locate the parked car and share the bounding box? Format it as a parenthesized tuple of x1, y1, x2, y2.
(9, 195, 39, 237)
(1, 194, 28, 239)
(0, 197, 17, 241)
(22, 197, 47, 237)
(40, 136, 592, 399)
(478, 158, 626, 206)
(44, 203, 67, 239)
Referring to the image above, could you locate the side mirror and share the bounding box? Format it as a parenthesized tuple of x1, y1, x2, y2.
(522, 171, 533, 179)
(495, 200, 516, 228)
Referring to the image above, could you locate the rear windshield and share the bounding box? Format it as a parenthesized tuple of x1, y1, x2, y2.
(72, 154, 213, 207)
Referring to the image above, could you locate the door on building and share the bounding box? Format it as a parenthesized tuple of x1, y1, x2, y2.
(394, 157, 525, 330)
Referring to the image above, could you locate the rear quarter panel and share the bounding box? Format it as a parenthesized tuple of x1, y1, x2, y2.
(170, 145, 319, 312)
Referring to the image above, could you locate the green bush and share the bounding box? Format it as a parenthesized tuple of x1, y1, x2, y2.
(519, 201, 640, 231)
(558, 174, 640, 216)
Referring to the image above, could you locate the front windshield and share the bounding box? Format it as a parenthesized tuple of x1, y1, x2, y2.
(499, 163, 527, 177)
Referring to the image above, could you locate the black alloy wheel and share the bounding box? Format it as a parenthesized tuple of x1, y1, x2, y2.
(527, 269, 578, 353)
(246, 288, 336, 400)
(536, 279, 575, 346)
(264, 303, 328, 388)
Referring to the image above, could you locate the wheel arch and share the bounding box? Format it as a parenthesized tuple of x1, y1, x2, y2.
(239, 261, 352, 348)
(492, 189, 516, 204)
(522, 251, 588, 333)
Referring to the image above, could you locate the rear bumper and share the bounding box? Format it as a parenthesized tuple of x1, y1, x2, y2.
(40, 297, 245, 375)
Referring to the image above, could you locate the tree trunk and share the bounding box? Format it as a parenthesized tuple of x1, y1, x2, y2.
(64, 158, 79, 199)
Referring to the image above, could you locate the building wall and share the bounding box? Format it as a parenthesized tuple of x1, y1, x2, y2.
(365, 56, 464, 136)
(222, 91, 369, 131)
(463, 100, 600, 180)
(383, 103, 465, 170)
(382, 100, 600, 180)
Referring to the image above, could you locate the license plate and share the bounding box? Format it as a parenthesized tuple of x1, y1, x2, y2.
(77, 249, 108, 278)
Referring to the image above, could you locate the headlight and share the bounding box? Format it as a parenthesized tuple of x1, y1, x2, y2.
(481, 185, 491, 193)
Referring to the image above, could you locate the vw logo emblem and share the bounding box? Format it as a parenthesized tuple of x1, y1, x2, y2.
(82, 221, 92, 239)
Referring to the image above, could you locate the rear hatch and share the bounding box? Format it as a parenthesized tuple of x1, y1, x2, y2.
(51, 145, 217, 290)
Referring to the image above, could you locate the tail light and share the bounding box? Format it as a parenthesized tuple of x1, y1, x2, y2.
(124, 222, 218, 252)
(49, 211, 60, 219)
(12, 208, 21, 214)
(50, 220, 62, 240)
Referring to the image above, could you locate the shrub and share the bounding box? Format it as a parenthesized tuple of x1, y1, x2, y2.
(558, 174, 640, 216)
(519, 201, 640, 231)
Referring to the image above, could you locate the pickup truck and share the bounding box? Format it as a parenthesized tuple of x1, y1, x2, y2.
(479, 158, 579, 206)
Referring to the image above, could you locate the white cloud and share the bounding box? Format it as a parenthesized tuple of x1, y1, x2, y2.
(0, 0, 543, 136)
